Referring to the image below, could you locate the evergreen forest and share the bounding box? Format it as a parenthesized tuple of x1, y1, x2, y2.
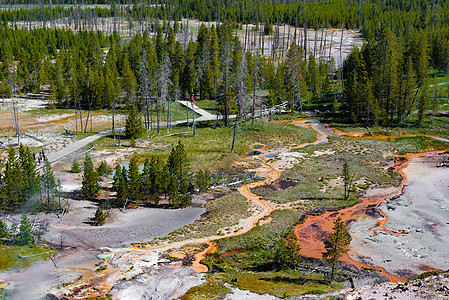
(1, 1, 449, 298)
(0, 0, 448, 128)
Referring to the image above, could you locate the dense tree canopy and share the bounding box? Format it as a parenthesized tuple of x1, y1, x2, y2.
(0, 0, 447, 128)
(0, 145, 59, 211)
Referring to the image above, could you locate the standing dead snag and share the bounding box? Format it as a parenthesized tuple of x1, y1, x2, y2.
(322, 216, 352, 279)
(343, 159, 355, 200)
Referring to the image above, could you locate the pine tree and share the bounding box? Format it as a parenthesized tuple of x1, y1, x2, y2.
(121, 57, 138, 104)
(15, 212, 33, 245)
(19, 144, 40, 200)
(113, 164, 128, 208)
(0, 148, 22, 209)
(372, 28, 400, 124)
(93, 206, 108, 226)
(71, 159, 81, 173)
(286, 42, 307, 111)
(142, 159, 152, 204)
(41, 158, 57, 208)
(167, 140, 188, 180)
(195, 169, 213, 193)
(155, 26, 165, 62)
(150, 157, 166, 204)
(127, 157, 142, 204)
(96, 161, 110, 177)
(81, 155, 101, 200)
(177, 180, 192, 208)
(307, 54, 320, 95)
(264, 20, 273, 35)
(166, 173, 179, 206)
(180, 41, 196, 99)
(124, 104, 145, 139)
(274, 231, 302, 270)
(322, 217, 352, 279)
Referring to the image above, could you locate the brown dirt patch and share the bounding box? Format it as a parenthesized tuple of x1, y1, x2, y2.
(250, 179, 298, 196)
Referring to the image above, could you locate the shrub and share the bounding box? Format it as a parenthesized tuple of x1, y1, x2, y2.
(71, 159, 81, 173)
(96, 161, 111, 177)
(93, 207, 109, 226)
(0, 220, 9, 239)
(124, 105, 145, 139)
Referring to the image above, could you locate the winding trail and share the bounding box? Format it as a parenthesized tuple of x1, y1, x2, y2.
(45, 101, 287, 166)
(44, 101, 216, 165)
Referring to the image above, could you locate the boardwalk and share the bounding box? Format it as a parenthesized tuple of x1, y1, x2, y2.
(45, 101, 216, 164)
(46, 129, 115, 164)
(45, 101, 286, 164)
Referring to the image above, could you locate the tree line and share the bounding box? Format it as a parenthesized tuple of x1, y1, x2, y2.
(1, 1, 448, 128)
(79, 140, 212, 209)
(0, 20, 336, 127)
(342, 27, 443, 126)
(0, 144, 61, 212)
(112, 140, 194, 208)
(2, 0, 449, 38)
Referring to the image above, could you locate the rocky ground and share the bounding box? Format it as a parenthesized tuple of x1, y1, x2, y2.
(340, 271, 449, 300)
(348, 154, 449, 279)
(289, 271, 449, 299)
(1, 97, 448, 299)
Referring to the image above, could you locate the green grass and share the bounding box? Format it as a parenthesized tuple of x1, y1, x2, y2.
(0, 244, 56, 271)
(182, 268, 340, 299)
(192, 99, 217, 111)
(393, 136, 449, 155)
(230, 271, 338, 298)
(93, 120, 317, 173)
(217, 209, 301, 254)
(154, 193, 253, 244)
(332, 119, 449, 139)
(264, 138, 399, 204)
(181, 275, 230, 300)
(149, 101, 201, 122)
(410, 270, 441, 281)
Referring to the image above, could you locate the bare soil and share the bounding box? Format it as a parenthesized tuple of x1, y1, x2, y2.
(348, 154, 449, 279)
